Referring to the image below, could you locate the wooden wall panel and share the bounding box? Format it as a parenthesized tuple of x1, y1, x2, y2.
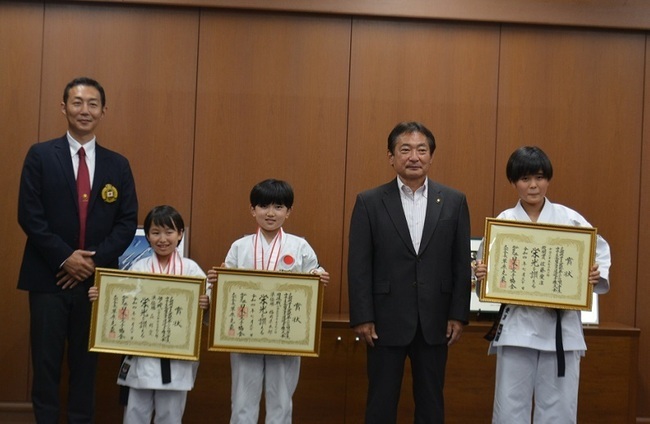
(191, 11, 351, 313)
(342, 18, 501, 312)
(0, 2, 44, 402)
(636, 38, 650, 420)
(495, 26, 645, 326)
(131, 0, 650, 31)
(38, 3, 200, 221)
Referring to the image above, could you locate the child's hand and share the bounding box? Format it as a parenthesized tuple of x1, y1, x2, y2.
(207, 263, 225, 285)
(588, 264, 601, 285)
(207, 269, 217, 284)
(88, 286, 99, 302)
(199, 294, 210, 310)
(311, 268, 330, 287)
(473, 260, 487, 281)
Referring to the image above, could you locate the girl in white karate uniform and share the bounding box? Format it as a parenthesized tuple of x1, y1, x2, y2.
(475, 147, 610, 424)
(208, 179, 329, 424)
(90, 205, 210, 424)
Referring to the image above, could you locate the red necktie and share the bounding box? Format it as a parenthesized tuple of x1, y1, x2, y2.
(77, 147, 91, 249)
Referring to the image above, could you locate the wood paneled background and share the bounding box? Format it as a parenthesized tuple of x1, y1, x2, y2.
(1, 0, 648, 421)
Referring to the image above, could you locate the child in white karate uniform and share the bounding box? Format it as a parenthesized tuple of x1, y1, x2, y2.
(474, 147, 611, 424)
(208, 179, 329, 424)
(90, 205, 210, 424)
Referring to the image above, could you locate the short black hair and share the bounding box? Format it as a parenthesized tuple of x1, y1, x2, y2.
(506, 146, 553, 183)
(143, 205, 185, 242)
(387, 121, 436, 154)
(250, 179, 294, 208)
(63, 77, 106, 107)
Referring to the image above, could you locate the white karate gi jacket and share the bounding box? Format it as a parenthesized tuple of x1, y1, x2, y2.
(225, 231, 320, 273)
(479, 199, 611, 354)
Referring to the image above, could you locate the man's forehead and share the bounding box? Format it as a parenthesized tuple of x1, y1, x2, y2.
(396, 132, 427, 145)
(69, 85, 100, 98)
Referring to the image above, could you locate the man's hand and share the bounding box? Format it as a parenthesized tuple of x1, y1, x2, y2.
(353, 322, 378, 347)
(57, 250, 96, 289)
(446, 320, 464, 346)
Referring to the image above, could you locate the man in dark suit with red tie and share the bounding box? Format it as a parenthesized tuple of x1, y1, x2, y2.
(17, 77, 138, 423)
(348, 121, 471, 423)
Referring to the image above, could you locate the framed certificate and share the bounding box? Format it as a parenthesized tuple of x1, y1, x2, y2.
(89, 268, 205, 360)
(208, 268, 324, 357)
(480, 218, 597, 311)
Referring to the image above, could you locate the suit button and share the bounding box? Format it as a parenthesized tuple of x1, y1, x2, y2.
(412, 281, 417, 286)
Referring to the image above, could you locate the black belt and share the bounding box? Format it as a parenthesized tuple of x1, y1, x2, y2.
(161, 358, 172, 384)
(555, 309, 565, 377)
(484, 304, 505, 342)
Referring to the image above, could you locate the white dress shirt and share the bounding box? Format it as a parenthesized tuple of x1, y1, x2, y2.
(397, 177, 428, 253)
(66, 131, 96, 187)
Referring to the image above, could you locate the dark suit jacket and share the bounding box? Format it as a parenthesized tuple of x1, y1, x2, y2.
(17, 135, 138, 292)
(348, 178, 471, 346)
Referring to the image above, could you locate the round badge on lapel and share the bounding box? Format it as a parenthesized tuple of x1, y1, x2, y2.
(102, 184, 118, 203)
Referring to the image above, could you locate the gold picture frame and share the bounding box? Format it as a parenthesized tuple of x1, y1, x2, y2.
(480, 218, 597, 311)
(208, 268, 324, 357)
(89, 267, 205, 360)
(470, 237, 501, 313)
